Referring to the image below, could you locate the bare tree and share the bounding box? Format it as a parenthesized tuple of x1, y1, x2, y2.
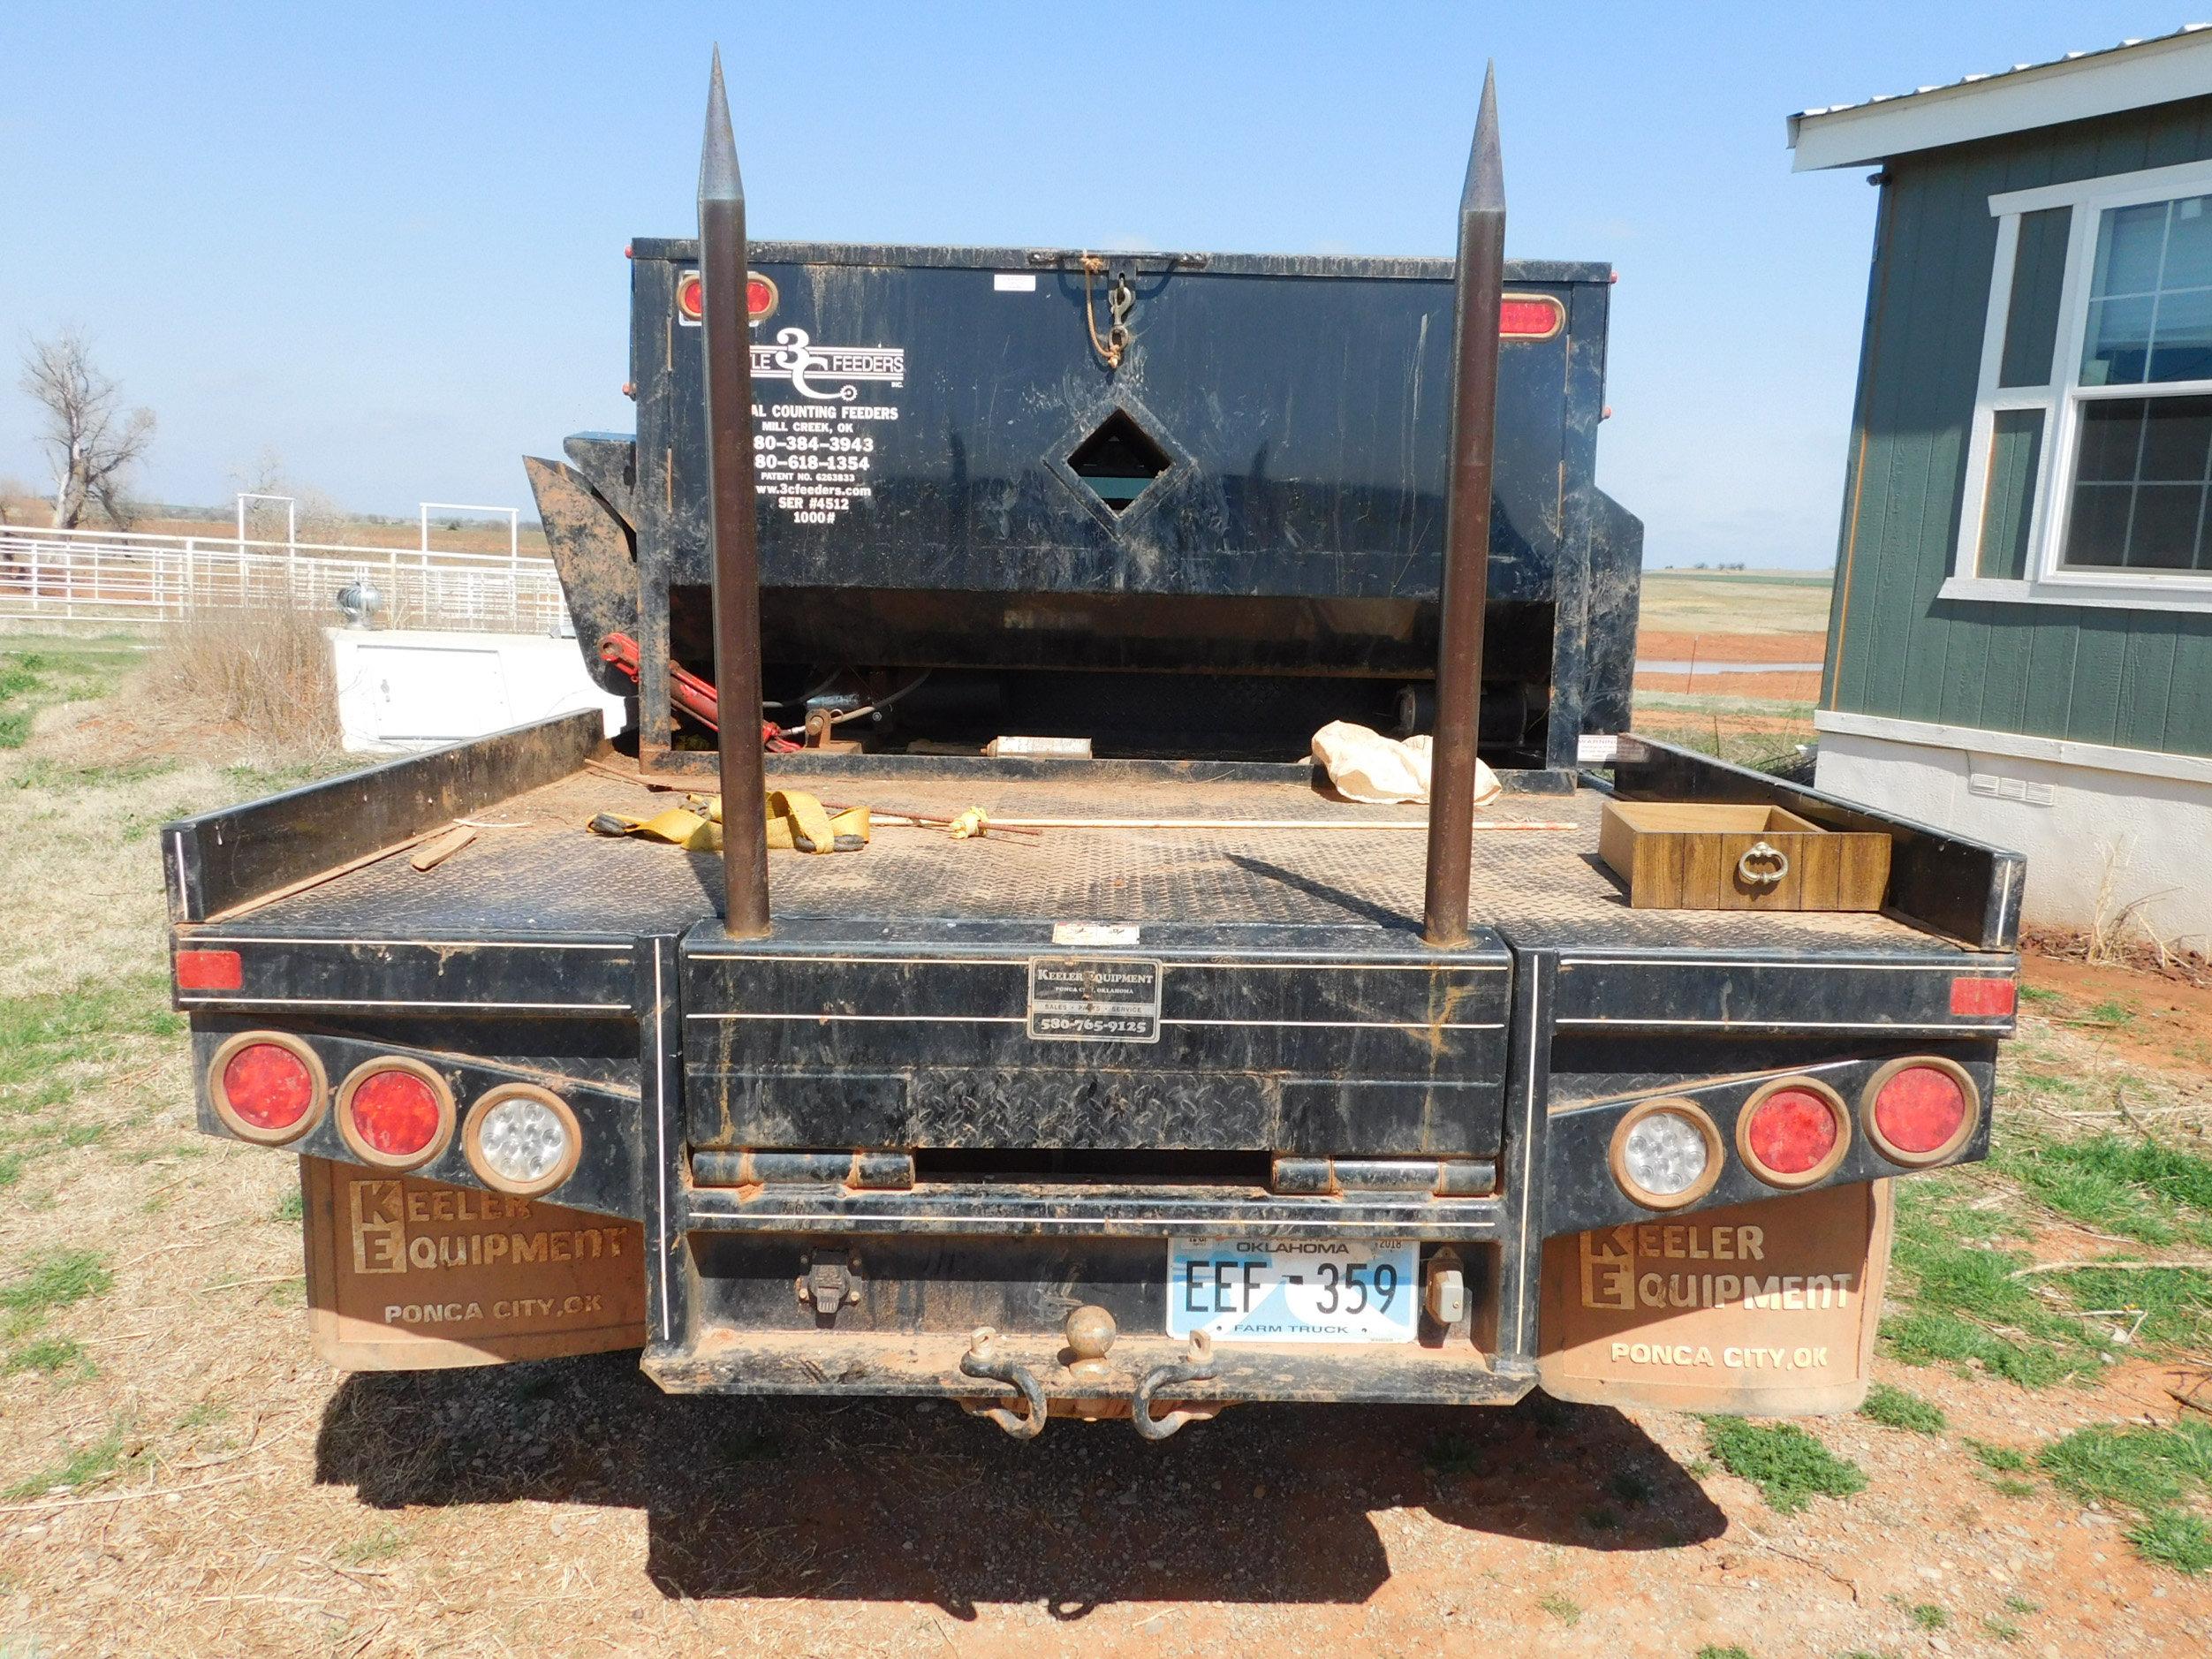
(228, 448, 352, 542)
(19, 328, 155, 529)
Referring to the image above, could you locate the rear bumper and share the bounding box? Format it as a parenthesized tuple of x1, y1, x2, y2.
(643, 1328, 1530, 1409)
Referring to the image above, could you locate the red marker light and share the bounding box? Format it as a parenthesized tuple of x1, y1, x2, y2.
(338, 1061, 455, 1168)
(677, 272, 704, 320)
(746, 273, 778, 319)
(175, 948, 243, 991)
(1865, 1059, 1977, 1165)
(1500, 294, 1564, 339)
(349, 1072, 443, 1156)
(222, 1043, 314, 1132)
(1950, 977, 2016, 1017)
(1738, 1079, 1848, 1186)
(208, 1032, 327, 1145)
(1747, 1088, 1837, 1175)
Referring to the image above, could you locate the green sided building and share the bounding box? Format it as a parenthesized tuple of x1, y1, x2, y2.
(1793, 26, 2212, 951)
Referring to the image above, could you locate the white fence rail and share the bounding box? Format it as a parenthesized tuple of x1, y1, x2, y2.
(0, 526, 569, 635)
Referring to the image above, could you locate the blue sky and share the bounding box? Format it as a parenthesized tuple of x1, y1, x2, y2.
(0, 3, 2183, 566)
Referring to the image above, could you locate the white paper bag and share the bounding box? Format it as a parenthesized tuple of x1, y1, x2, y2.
(1310, 721, 1499, 807)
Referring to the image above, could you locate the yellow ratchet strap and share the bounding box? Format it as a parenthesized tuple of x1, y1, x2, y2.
(592, 791, 868, 854)
(586, 805, 721, 852)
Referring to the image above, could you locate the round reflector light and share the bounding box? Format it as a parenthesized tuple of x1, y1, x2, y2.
(1865, 1058, 1977, 1164)
(1738, 1079, 1849, 1186)
(677, 272, 703, 319)
(208, 1032, 326, 1144)
(746, 272, 778, 320)
(337, 1060, 454, 1169)
(465, 1084, 581, 1196)
(1610, 1100, 1722, 1210)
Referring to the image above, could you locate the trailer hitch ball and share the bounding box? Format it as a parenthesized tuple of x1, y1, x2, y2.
(959, 1326, 1048, 1440)
(1133, 1329, 1218, 1442)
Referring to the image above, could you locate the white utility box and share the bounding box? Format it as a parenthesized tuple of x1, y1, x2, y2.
(330, 628, 627, 754)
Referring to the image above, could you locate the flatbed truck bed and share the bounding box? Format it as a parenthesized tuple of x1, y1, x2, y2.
(214, 753, 1966, 960)
(164, 714, 2020, 1424)
(157, 57, 2026, 1436)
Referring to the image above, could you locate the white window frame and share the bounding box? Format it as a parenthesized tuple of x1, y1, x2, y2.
(1943, 153, 2212, 612)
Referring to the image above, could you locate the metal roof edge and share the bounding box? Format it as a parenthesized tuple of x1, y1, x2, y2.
(1789, 27, 2212, 172)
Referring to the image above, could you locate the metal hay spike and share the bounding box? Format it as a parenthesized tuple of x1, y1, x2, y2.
(699, 45, 743, 204)
(1462, 60, 1504, 217)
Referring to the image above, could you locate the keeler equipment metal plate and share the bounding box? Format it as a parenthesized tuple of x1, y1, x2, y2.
(1027, 957, 1163, 1042)
(1168, 1237, 1419, 1343)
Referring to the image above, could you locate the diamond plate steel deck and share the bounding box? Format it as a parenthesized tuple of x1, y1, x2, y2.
(238, 766, 1965, 957)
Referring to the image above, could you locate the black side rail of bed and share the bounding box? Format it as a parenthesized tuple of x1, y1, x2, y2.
(1607, 736, 2026, 952)
(160, 711, 605, 925)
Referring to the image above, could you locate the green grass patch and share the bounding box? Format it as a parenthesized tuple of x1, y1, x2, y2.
(175, 1398, 230, 1431)
(2037, 1419, 2212, 1512)
(0, 1152, 20, 1189)
(0, 1422, 130, 1500)
(0, 973, 186, 1140)
(2017, 985, 2064, 1009)
(1534, 1591, 1580, 1625)
(2057, 1263, 2212, 1352)
(0, 973, 182, 1093)
(1880, 1178, 2110, 1384)
(337, 1525, 410, 1566)
(0, 643, 142, 751)
(1908, 1602, 1949, 1631)
(1702, 1416, 1866, 1514)
(1995, 1133, 2212, 1247)
(1984, 1613, 2024, 1641)
(273, 1186, 303, 1223)
(1695, 1648, 1753, 1659)
(2039, 1420, 2212, 1574)
(1860, 1382, 1945, 1435)
(0, 1247, 112, 1314)
(2126, 1510, 2212, 1575)
(4, 1337, 89, 1378)
(8, 755, 181, 792)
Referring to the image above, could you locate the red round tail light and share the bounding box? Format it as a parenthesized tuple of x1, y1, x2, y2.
(1863, 1058, 1978, 1165)
(337, 1060, 455, 1170)
(677, 271, 703, 319)
(208, 1033, 327, 1144)
(1737, 1079, 1849, 1187)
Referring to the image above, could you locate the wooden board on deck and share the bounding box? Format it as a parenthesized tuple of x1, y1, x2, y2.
(1597, 800, 1890, 913)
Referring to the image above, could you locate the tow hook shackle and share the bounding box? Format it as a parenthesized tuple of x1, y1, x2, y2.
(960, 1326, 1048, 1440)
(1133, 1329, 1217, 1441)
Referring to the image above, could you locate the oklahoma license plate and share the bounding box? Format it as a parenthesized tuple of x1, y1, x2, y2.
(1166, 1238, 1419, 1344)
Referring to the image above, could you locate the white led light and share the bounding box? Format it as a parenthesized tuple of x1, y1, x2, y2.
(476, 1095, 572, 1187)
(1621, 1110, 1709, 1197)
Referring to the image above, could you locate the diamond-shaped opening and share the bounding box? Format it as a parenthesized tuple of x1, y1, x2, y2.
(1066, 409, 1171, 514)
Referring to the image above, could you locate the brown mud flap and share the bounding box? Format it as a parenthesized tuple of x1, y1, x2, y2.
(300, 1156, 648, 1370)
(1537, 1180, 1892, 1415)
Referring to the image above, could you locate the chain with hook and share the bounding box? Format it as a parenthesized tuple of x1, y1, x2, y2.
(1081, 254, 1136, 370)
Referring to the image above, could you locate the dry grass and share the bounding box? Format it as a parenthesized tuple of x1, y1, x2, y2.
(133, 607, 340, 766)
(1638, 569, 1832, 637)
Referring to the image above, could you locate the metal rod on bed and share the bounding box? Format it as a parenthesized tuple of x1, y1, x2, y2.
(1422, 63, 1505, 951)
(698, 49, 772, 938)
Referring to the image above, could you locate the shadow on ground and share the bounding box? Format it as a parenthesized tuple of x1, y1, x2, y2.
(314, 1353, 1725, 1618)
